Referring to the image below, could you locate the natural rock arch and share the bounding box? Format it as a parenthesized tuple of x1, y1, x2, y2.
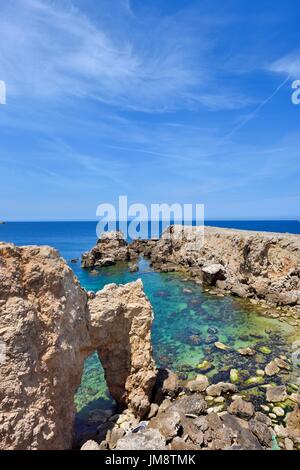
(0, 243, 156, 450)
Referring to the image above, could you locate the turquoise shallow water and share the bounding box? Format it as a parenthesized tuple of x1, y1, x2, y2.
(1, 222, 299, 425)
(75, 258, 299, 418)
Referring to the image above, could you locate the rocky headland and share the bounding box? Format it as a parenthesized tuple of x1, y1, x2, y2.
(1, 226, 300, 451)
(0, 243, 155, 450)
(82, 226, 300, 315)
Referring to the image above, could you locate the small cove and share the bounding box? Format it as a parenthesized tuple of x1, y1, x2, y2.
(75, 257, 300, 431)
(1, 222, 299, 436)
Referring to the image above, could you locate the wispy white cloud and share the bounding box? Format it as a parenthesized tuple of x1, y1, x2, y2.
(269, 51, 300, 78)
(0, 0, 249, 112)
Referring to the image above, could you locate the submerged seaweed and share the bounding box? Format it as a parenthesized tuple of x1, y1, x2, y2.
(75, 258, 300, 415)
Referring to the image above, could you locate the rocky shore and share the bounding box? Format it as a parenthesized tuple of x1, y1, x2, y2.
(0, 243, 155, 449)
(1, 231, 300, 451)
(81, 369, 300, 451)
(82, 226, 300, 314)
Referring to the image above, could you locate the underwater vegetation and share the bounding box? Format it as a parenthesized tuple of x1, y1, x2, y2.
(75, 259, 300, 420)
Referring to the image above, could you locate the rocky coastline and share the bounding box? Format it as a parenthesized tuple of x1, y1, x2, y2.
(82, 368, 300, 451)
(0, 243, 155, 449)
(1, 226, 300, 451)
(82, 226, 300, 315)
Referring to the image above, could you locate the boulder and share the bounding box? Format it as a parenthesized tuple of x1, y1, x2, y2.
(214, 342, 230, 351)
(202, 264, 225, 286)
(149, 410, 181, 441)
(265, 360, 280, 377)
(248, 419, 272, 447)
(169, 437, 199, 450)
(228, 398, 255, 420)
(81, 231, 129, 268)
(115, 429, 167, 450)
(153, 369, 179, 402)
(266, 385, 287, 403)
(174, 394, 207, 416)
(220, 413, 263, 450)
(129, 263, 139, 273)
(286, 405, 300, 439)
(80, 440, 100, 451)
(254, 412, 272, 427)
(186, 375, 209, 393)
(206, 382, 237, 397)
(237, 347, 255, 356)
(230, 369, 239, 383)
(231, 283, 250, 298)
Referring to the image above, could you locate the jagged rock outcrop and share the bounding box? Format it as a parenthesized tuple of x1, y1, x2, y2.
(98, 369, 300, 451)
(150, 225, 300, 307)
(0, 243, 156, 450)
(81, 231, 157, 268)
(82, 231, 128, 267)
(88, 281, 157, 417)
(0, 243, 90, 450)
(81, 226, 300, 307)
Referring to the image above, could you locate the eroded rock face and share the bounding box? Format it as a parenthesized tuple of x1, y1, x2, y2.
(82, 231, 128, 268)
(0, 243, 156, 450)
(82, 226, 300, 308)
(88, 280, 157, 417)
(81, 231, 157, 268)
(0, 243, 90, 450)
(150, 225, 300, 307)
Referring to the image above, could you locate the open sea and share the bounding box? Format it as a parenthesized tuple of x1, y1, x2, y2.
(1, 220, 300, 440)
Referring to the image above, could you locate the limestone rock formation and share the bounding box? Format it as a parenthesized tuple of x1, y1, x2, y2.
(81, 226, 300, 308)
(150, 225, 300, 307)
(81, 231, 157, 268)
(82, 231, 128, 267)
(0, 243, 156, 450)
(0, 243, 90, 450)
(88, 280, 157, 417)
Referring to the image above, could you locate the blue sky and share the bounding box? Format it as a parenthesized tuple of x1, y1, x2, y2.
(0, 0, 300, 220)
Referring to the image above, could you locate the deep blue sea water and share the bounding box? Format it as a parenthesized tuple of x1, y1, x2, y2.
(1, 220, 299, 434)
(1, 220, 299, 261)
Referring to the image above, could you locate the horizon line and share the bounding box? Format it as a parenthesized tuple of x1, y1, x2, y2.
(1, 218, 300, 223)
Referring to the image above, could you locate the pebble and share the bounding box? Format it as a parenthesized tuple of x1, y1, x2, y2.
(245, 376, 264, 385)
(230, 369, 239, 383)
(119, 421, 131, 432)
(207, 405, 224, 414)
(214, 342, 230, 351)
(274, 425, 288, 438)
(214, 396, 225, 404)
(205, 396, 214, 402)
(289, 393, 300, 403)
(284, 437, 294, 450)
(260, 405, 270, 413)
(232, 394, 244, 400)
(269, 413, 277, 420)
(273, 407, 285, 417)
(237, 347, 255, 356)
